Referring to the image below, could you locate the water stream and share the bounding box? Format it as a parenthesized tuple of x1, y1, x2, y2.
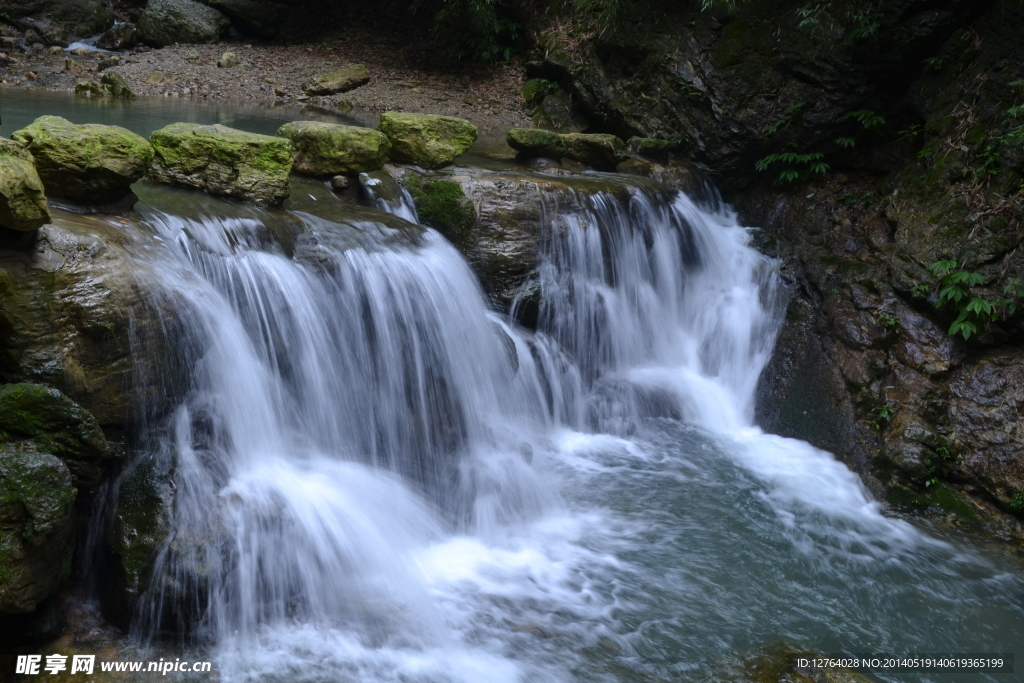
(4, 91, 1023, 682)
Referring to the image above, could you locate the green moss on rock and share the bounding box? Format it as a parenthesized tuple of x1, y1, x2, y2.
(520, 78, 558, 106)
(276, 121, 390, 176)
(378, 113, 477, 169)
(406, 176, 476, 242)
(627, 137, 670, 162)
(104, 452, 174, 625)
(75, 72, 137, 99)
(148, 122, 293, 207)
(507, 128, 566, 159)
(0, 383, 108, 460)
(560, 133, 627, 170)
(11, 116, 152, 204)
(0, 139, 50, 232)
(0, 451, 76, 615)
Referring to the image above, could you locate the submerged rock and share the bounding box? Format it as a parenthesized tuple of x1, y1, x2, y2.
(276, 121, 390, 175)
(137, 0, 229, 47)
(506, 128, 566, 160)
(378, 113, 478, 169)
(302, 64, 370, 96)
(11, 116, 152, 204)
(0, 451, 77, 615)
(148, 123, 293, 206)
(0, 139, 50, 232)
(560, 133, 627, 171)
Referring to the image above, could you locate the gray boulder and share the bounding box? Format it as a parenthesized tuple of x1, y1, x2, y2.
(97, 22, 137, 50)
(137, 0, 229, 47)
(302, 65, 370, 96)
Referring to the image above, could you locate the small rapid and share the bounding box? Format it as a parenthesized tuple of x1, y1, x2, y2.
(109, 167, 1024, 683)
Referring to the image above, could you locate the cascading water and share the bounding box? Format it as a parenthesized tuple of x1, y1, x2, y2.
(111, 167, 1023, 683)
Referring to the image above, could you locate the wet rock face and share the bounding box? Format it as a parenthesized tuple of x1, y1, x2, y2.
(0, 0, 114, 44)
(0, 139, 50, 232)
(744, 0, 1024, 535)
(392, 165, 655, 324)
(137, 0, 229, 48)
(378, 113, 478, 169)
(532, 0, 987, 192)
(277, 121, 391, 176)
(0, 383, 113, 489)
(11, 116, 152, 204)
(0, 451, 76, 615)
(0, 213, 171, 427)
(102, 449, 174, 628)
(96, 21, 137, 50)
(148, 123, 293, 207)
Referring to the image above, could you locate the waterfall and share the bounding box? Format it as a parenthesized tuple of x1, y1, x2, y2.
(109, 167, 994, 682)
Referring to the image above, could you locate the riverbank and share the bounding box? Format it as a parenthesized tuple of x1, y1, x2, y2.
(0, 38, 533, 131)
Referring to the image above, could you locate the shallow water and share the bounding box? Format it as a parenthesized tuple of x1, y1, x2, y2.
(3, 89, 1023, 683)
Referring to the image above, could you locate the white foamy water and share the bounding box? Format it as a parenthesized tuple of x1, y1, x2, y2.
(113, 172, 1024, 683)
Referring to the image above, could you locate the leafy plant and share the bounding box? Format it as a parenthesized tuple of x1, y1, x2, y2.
(845, 109, 885, 131)
(1009, 491, 1024, 514)
(876, 313, 899, 331)
(926, 261, 1024, 339)
(796, 3, 832, 32)
(412, 0, 520, 62)
(764, 102, 806, 137)
(755, 152, 829, 185)
(835, 136, 856, 148)
(897, 124, 922, 142)
(847, 6, 882, 40)
(871, 404, 895, 430)
(922, 55, 952, 72)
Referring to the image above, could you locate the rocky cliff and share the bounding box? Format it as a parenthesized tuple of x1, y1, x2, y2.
(526, 0, 1024, 537)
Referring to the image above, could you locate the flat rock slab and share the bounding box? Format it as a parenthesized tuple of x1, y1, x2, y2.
(148, 122, 293, 207)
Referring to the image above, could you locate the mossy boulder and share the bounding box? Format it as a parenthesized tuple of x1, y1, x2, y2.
(137, 0, 229, 47)
(0, 451, 76, 615)
(148, 123, 293, 206)
(627, 137, 670, 163)
(560, 133, 627, 170)
(302, 64, 370, 96)
(405, 175, 476, 242)
(276, 121, 390, 176)
(0, 383, 111, 488)
(0, 139, 50, 232)
(378, 113, 478, 169)
(74, 72, 137, 99)
(11, 116, 152, 204)
(507, 128, 566, 159)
